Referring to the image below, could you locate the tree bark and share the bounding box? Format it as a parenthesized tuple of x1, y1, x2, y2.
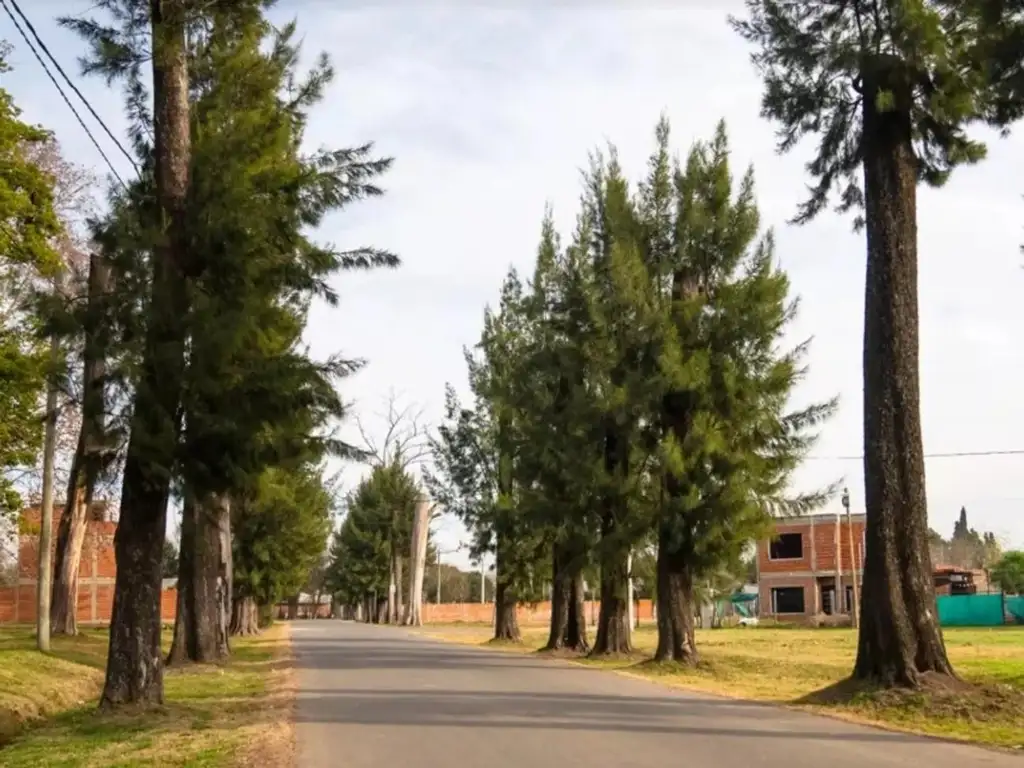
(168, 493, 230, 665)
(591, 517, 631, 656)
(493, 578, 520, 642)
(853, 57, 953, 687)
(100, 0, 191, 710)
(386, 557, 397, 624)
(567, 569, 589, 652)
(287, 595, 298, 620)
(545, 545, 570, 650)
(229, 595, 259, 636)
(544, 543, 589, 652)
(654, 534, 698, 664)
(52, 253, 112, 637)
(591, 417, 632, 656)
(394, 554, 403, 622)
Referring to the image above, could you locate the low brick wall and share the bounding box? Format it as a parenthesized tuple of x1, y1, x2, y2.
(1, 508, 178, 625)
(0, 583, 178, 624)
(420, 598, 654, 625)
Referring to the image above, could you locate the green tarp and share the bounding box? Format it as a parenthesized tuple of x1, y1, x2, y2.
(1006, 596, 1024, 625)
(936, 593, 1006, 627)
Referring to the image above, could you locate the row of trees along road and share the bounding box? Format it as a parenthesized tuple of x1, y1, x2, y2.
(0, 0, 397, 709)
(429, 0, 1024, 690)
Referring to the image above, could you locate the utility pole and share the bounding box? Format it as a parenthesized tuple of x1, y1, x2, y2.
(843, 487, 860, 628)
(36, 277, 63, 652)
(435, 544, 462, 604)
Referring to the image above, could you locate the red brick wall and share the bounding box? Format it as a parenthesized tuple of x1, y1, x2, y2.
(758, 515, 866, 575)
(419, 599, 654, 625)
(1, 507, 178, 625)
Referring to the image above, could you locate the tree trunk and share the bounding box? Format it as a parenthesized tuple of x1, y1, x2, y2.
(394, 554, 403, 622)
(229, 595, 259, 636)
(216, 504, 231, 655)
(591, 517, 631, 656)
(853, 58, 953, 687)
(168, 494, 229, 665)
(386, 558, 397, 624)
(101, 0, 191, 710)
(287, 595, 298, 620)
(544, 544, 589, 652)
(654, 534, 697, 664)
(545, 545, 570, 650)
(52, 254, 112, 637)
(403, 499, 430, 626)
(50, 483, 88, 637)
(591, 417, 631, 656)
(493, 578, 520, 642)
(567, 569, 589, 652)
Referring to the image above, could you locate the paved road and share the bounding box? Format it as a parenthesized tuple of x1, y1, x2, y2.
(293, 621, 1018, 768)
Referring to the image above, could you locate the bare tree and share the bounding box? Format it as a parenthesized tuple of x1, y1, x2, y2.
(354, 390, 433, 623)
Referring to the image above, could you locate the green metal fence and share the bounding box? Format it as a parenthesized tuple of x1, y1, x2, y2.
(936, 593, 1010, 627)
(1006, 596, 1024, 625)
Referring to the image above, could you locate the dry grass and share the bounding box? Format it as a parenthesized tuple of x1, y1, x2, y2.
(416, 622, 1024, 750)
(0, 623, 295, 767)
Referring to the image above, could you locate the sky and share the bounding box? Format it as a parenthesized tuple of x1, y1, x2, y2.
(4, 1, 1023, 572)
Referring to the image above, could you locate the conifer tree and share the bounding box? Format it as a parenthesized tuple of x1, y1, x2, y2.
(732, 0, 995, 686)
(515, 210, 596, 652)
(579, 153, 659, 656)
(428, 277, 547, 643)
(229, 462, 333, 635)
(650, 122, 834, 663)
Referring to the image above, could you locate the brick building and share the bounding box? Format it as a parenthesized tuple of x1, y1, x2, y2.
(0, 505, 177, 625)
(756, 512, 865, 619)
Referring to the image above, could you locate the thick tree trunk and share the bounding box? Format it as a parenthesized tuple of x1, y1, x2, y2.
(229, 595, 259, 636)
(592, 517, 632, 656)
(567, 570, 589, 652)
(544, 544, 589, 652)
(168, 494, 230, 665)
(287, 595, 298, 620)
(591, 417, 631, 656)
(52, 253, 112, 637)
(853, 59, 953, 687)
(654, 534, 697, 664)
(101, 0, 191, 710)
(493, 578, 520, 642)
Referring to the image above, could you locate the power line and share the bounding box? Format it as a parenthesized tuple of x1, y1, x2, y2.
(807, 449, 1024, 461)
(0, 0, 130, 191)
(6, 0, 139, 173)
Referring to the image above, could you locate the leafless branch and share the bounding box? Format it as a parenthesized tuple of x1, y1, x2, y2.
(354, 389, 432, 471)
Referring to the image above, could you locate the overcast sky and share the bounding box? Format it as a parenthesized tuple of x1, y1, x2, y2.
(6, 1, 1024, 571)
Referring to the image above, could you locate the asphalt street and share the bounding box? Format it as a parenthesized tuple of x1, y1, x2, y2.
(293, 620, 1019, 768)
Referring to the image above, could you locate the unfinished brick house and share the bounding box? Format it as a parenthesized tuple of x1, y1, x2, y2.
(0, 504, 177, 625)
(756, 512, 866, 620)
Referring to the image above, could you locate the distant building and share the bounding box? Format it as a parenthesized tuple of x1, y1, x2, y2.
(756, 512, 865, 620)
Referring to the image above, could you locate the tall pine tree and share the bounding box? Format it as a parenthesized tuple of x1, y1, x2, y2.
(733, 0, 996, 686)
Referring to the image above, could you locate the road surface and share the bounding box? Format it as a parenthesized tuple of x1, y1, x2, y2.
(294, 621, 1018, 768)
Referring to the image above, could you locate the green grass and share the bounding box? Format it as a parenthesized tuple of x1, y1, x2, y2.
(0, 624, 293, 767)
(418, 622, 1024, 750)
